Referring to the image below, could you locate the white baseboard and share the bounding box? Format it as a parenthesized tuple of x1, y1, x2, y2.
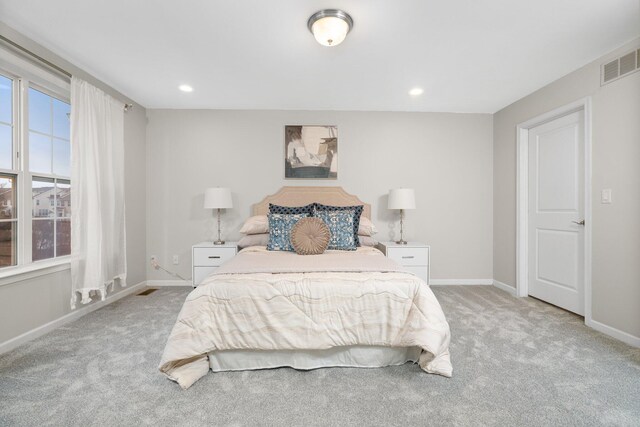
(0, 281, 147, 355)
(146, 279, 192, 287)
(586, 318, 640, 348)
(429, 279, 493, 285)
(493, 280, 517, 295)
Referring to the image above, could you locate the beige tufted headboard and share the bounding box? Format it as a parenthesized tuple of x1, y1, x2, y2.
(253, 186, 371, 219)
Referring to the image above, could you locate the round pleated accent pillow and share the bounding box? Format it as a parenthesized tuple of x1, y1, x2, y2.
(291, 217, 330, 255)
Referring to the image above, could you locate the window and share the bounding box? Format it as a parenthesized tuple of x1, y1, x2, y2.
(0, 75, 12, 170)
(0, 59, 71, 271)
(32, 178, 71, 261)
(28, 88, 71, 263)
(0, 74, 16, 268)
(0, 175, 16, 267)
(28, 88, 70, 176)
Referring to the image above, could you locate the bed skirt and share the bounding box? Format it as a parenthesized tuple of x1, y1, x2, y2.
(208, 346, 422, 372)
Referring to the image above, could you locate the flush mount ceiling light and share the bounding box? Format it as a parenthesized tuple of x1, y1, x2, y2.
(178, 84, 193, 92)
(308, 9, 354, 47)
(409, 87, 424, 96)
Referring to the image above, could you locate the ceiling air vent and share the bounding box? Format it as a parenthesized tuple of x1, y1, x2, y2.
(601, 48, 639, 85)
(602, 59, 619, 83)
(619, 51, 636, 75)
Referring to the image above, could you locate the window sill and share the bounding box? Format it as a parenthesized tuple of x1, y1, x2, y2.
(0, 257, 71, 287)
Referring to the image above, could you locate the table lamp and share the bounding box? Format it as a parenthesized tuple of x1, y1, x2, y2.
(204, 187, 233, 245)
(388, 188, 416, 245)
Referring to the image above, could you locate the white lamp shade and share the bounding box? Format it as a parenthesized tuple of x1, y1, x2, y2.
(311, 16, 350, 46)
(204, 187, 233, 209)
(388, 188, 416, 210)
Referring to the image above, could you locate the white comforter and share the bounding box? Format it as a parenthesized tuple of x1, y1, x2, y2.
(159, 246, 452, 389)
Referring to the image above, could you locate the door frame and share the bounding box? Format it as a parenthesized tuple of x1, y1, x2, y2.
(516, 97, 592, 322)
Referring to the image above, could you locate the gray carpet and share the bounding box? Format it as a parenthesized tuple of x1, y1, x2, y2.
(0, 286, 639, 427)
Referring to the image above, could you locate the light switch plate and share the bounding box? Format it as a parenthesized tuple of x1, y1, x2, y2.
(601, 189, 612, 204)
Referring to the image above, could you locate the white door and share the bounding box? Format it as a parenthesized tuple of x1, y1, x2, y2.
(528, 111, 584, 315)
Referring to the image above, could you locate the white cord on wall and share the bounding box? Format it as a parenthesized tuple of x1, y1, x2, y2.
(150, 258, 190, 282)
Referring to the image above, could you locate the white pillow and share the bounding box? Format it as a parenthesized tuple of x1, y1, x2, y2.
(238, 233, 269, 248)
(239, 215, 269, 235)
(241, 214, 377, 236)
(359, 236, 378, 247)
(358, 217, 378, 236)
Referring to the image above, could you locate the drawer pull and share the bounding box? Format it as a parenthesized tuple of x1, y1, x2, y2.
(208, 256, 221, 259)
(402, 256, 415, 259)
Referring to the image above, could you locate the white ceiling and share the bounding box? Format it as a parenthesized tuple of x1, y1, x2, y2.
(1, 0, 638, 112)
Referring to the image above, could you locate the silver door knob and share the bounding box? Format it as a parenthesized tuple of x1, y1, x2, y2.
(572, 220, 585, 226)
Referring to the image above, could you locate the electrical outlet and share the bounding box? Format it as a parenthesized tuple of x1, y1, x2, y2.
(172, 255, 179, 265)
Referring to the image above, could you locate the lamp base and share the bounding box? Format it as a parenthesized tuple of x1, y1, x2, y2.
(213, 240, 225, 245)
(395, 240, 408, 245)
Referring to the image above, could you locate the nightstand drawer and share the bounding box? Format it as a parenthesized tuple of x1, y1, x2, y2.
(193, 247, 236, 266)
(386, 247, 429, 266)
(193, 266, 217, 286)
(403, 266, 428, 282)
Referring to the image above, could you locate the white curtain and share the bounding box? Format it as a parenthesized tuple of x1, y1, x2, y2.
(70, 77, 127, 309)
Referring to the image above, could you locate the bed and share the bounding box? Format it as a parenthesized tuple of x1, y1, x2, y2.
(159, 187, 452, 389)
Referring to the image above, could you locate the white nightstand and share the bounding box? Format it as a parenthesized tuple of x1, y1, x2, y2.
(192, 241, 238, 287)
(377, 241, 430, 284)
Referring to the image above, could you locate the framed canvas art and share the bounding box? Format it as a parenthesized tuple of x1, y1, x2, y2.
(284, 125, 337, 179)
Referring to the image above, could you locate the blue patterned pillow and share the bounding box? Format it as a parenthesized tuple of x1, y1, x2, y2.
(313, 208, 358, 251)
(269, 203, 314, 215)
(267, 213, 309, 251)
(313, 203, 363, 247)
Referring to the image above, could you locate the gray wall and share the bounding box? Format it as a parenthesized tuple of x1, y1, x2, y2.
(0, 24, 148, 344)
(493, 38, 640, 338)
(146, 110, 494, 282)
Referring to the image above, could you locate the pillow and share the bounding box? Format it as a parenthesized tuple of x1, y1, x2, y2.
(238, 233, 269, 249)
(313, 208, 358, 251)
(239, 215, 269, 235)
(267, 213, 309, 251)
(358, 216, 378, 236)
(269, 203, 314, 215)
(290, 217, 330, 255)
(358, 236, 378, 247)
(313, 203, 363, 246)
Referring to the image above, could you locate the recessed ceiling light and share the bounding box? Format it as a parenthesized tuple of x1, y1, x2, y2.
(409, 87, 424, 96)
(178, 84, 193, 93)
